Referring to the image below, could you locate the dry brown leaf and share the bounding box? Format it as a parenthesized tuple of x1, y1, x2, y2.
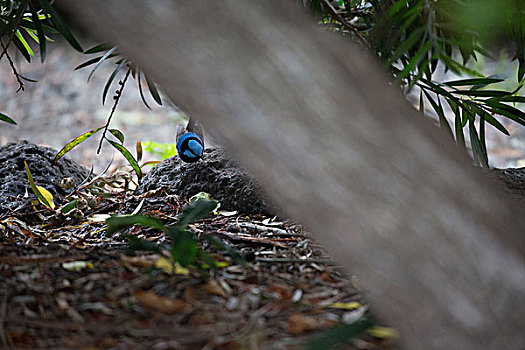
(120, 254, 157, 269)
(286, 312, 321, 334)
(133, 290, 186, 314)
(204, 279, 228, 298)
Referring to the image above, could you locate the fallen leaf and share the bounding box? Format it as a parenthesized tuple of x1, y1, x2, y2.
(367, 326, 398, 339)
(155, 256, 189, 275)
(120, 254, 157, 269)
(325, 301, 362, 310)
(61, 261, 93, 271)
(204, 279, 228, 298)
(133, 290, 186, 314)
(287, 313, 321, 334)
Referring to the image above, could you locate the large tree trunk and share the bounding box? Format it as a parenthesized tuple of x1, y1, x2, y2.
(62, 2, 525, 349)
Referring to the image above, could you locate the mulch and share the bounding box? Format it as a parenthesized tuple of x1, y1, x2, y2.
(0, 177, 395, 350)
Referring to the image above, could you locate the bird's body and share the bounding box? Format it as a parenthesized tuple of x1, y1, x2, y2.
(176, 117, 204, 163)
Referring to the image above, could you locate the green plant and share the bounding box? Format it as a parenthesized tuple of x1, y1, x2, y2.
(105, 198, 246, 270)
(305, 0, 525, 167)
(141, 140, 177, 160)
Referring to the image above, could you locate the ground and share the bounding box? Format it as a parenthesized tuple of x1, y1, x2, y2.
(0, 141, 394, 349)
(1, 37, 523, 350)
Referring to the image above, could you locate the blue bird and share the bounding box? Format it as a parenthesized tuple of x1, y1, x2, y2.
(176, 117, 204, 163)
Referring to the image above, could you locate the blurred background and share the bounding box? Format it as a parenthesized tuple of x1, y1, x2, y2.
(1, 30, 525, 172)
(0, 38, 187, 173)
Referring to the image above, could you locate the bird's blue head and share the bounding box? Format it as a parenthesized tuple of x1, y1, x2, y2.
(176, 132, 204, 163)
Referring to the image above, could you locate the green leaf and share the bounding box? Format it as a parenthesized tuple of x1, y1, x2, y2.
(102, 59, 126, 104)
(105, 214, 169, 236)
(40, 0, 83, 52)
(109, 129, 125, 144)
(388, 0, 411, 16)
(24, 161, 53, 209)
(423, 90, 453, 137)
(75, 54, 118, 70)
(170, 230, 197, 267)
(397, 40, 432, 80)
(0, 112, 16, 125)
(485, 100, 525, 119)
(87, 46, 117, 82)
(137, 70, 152, 109)
(203, 235, 246, 267)
(443, 77, 505, 87)
(482, 113, 509, 135)
(454, 109, 465, 148)
(107, 140, 143, 179)
(28, 0, 46, 62)
(388, 26, 424, 65)
(53, 126, 104, 164)
(145, 74, 162, 105)
(451, 90, 510, 98)
(124, 235, 164, 255)
(12, 30, 33, 61)
(499, 96, 525, 103)
(61, 199, 78, 214)
(83, 43, 111, 54)
(177, 198, 217, 229)
(306, 320, 374, 350)
(467, 116, 488, 168)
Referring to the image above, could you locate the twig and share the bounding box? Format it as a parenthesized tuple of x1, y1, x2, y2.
(97, 67, 131, 154)
(0, 11, 23, 62)
(255, 257, 336, 264)
(1, 40, 24, 91)
(320, 0, 369, 48)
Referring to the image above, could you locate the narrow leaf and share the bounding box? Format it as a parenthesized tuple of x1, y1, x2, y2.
(84, 43, 111, 54)
(40, 0, 83, 52)
(177, 198, 217, 229)
(106, 214, 169, 236)
(145, 74, 162, 105)
(36, 185, 55, 209)
(423, 90, 452, 137)
(451, 90, 510, 98)
(107, 140, 143, 179)
(102, 59, 126, 104)
(24, 161, 53, 209)
(12, 31, 32, 62)
(170, 230, 197, 267)
(75, 54, 118, 70)
(0, 113, 16, 125)
(306, 320, 374, 350)
(53, 126, 104, 164)
(136, 141, 143, 162)
(28, 0, 46, 62)
(109, 129, 124, 144)
(87, 46, 117, 82)
(443, 77, 505, 87)
(61, 199, 78, 214)
(137, 70, 152, 109)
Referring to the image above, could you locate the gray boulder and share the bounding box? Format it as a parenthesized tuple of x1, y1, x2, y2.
(136, 148, 272, 215)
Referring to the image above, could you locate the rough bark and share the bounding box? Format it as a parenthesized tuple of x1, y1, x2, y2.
(61, 2, 525, 349)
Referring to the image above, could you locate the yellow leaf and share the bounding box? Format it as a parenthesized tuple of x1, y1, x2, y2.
(62, 261, 93, 271)
(325, 301, 362, 310)
(36, 186, 55, 209)
(367, 326, 398, 339)
(155, 257, 189, 275)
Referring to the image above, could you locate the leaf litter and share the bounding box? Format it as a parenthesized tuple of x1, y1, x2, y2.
(0, 165, 396, 349)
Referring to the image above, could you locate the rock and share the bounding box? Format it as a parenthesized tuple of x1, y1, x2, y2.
(0, 141, 90, 214)
(491, 167, 525, 200)
(136, 148, 272, 215)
